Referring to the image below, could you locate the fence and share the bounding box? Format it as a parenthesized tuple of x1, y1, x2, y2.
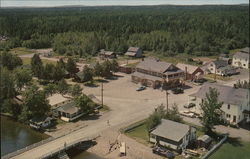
(201, 134, 228, 159)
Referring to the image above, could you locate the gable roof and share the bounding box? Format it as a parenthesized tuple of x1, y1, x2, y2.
(127, 47, 140, 52)
(100, 51, 115, 56)
(56, 101, 80, 115)
(241, 47, 249, 53)
(136, 58, 173, 73)
(176, 63, 201, 74)
(125, 52, 136, 57)
(233, 51, 249, 60)
(189, 83, 249, 106)
(150, 119, 190, 142)
(211, 60, 228, 68)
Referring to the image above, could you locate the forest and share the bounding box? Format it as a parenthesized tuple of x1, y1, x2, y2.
(0, 5, 249, 57)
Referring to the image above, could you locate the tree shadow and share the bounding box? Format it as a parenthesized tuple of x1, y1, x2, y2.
(182, 84, 193, 90)
(227, 137, 243, 147)
(84, 82, 99, 87)
(96, 79, 109, 83)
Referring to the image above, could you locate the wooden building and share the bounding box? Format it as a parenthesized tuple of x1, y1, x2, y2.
(176, 63, 204, 81)
(125, 47, 143, 58)
(131, 58, 184, 89)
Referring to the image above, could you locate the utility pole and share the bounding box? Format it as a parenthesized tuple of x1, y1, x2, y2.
(166, 90, 170, 112)
(101, 81, 104, 108)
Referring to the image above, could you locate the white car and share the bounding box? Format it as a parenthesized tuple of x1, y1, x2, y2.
(136, 86, 146, 91)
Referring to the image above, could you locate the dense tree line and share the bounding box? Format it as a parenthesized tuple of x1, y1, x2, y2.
(0, 5, 249, 56)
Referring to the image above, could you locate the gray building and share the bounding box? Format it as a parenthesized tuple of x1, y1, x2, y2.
(125, 47, 143, 58)
(150, 119, 196, 151)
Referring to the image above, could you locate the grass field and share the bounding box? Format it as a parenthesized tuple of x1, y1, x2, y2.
(9, 47, 33, 55)
(21, 57, 56, 65)
(124, 122, 150, 145)
(210, 139, 250, 159)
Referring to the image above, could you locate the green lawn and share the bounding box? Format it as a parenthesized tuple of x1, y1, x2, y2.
(124, 122, 149, 145)
(9, 47, 33, 55)
(210, 139, 250, 159)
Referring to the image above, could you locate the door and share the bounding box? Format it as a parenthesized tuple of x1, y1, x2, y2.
(233, 115, 236, 123)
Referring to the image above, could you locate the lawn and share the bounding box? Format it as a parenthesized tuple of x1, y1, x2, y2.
(124, 122, 150, 145)
(21, 57, 56, 65)
(9, 47, 33, 55)
(210, 139, 250, 159)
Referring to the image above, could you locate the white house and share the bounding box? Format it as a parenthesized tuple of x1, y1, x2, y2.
(29, 116, 53, 130)
(206, 60, 238, 76)
(189, 83, 250, 124)
(232, 47, 249, 69)
(53, 101, 84, 122)
(149, 119, 196, 151)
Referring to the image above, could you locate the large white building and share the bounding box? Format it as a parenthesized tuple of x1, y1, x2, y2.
(189, 83, 250, 124)
(149, 119, 196, 151)
(232, 47, 249, 69)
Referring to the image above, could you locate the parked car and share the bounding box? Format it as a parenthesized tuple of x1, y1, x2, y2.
(136, 86, 146, 91)
(184, 103, 195, 108)
(180, 110, 196, 118)
(171, 87, 184, 94)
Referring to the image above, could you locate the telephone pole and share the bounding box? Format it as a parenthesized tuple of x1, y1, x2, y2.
(166, 90, 170, 112)
(101, 81, 104, 108)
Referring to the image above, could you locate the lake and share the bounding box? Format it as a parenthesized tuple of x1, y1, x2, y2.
(0, 115, 103, 159)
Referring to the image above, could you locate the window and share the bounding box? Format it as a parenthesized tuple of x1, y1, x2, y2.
(226, 114, 231, 118)
(228, 104, 230, 109)
(243, 64, 246, 66)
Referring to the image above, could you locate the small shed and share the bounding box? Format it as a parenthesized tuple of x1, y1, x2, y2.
(29, 116, 53, 130)
(196, 135, 212, 149)
(99, 50, 116, 59)
(125, 47, 142, 58)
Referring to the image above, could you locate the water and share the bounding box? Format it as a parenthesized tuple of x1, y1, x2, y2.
(1, 0, 249, 8)
(1, 115, 103, 158)
(0, 115, 49, 156)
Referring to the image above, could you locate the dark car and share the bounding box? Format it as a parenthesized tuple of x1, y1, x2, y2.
(152, 146, 175, 159)
(171, 87, 184, 94)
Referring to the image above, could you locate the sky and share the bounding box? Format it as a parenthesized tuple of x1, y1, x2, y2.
(1, 0, 249, 8)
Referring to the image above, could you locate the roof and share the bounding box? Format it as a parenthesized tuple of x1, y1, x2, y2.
(198, 135, 212, 143)
(132, 71, 163, 81)
(127, 47, 140, 52)
(241, 47, 249, 53)
(125, 52, 136, 57)
(176, 63, 201, 74)
(233, 51, 249, 60)
(217, 65, 236, 71)
(100, 51, 115, 56)
(56, 101, 80, 115)
(150, 119, 190, 142)
(211, 60, 228, 68)
(136, 58, 172, 73)
(189, 83, 249, 106)
(76, 71, 85, 80)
